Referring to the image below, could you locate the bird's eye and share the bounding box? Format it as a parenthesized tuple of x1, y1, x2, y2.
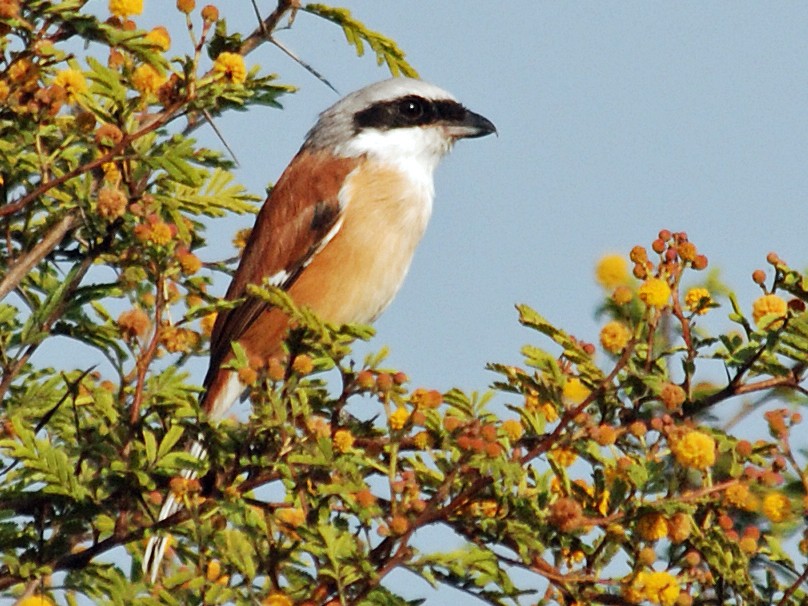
(399, 98, 425, 120)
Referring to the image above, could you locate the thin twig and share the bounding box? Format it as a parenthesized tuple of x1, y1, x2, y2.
(242, 0, 339, 94)
(0, 102, 185, 218)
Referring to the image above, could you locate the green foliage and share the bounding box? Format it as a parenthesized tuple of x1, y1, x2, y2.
(1, 2, 807, 606)
(304, 4, 419, 78)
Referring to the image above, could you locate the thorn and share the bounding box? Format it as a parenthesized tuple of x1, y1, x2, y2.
(202, 109, 240, 167)
(251, 0, 339, 95)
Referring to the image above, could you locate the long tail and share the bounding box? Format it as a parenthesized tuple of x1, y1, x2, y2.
(144, 370, 245, 581)
(142, 440, 208, 582)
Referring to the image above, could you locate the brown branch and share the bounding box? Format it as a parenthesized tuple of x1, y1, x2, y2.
(778, 561, 808, 606)
(0, 210, 81, 301)
(683, 364, 804, 417)
(240, 0, 299, 56)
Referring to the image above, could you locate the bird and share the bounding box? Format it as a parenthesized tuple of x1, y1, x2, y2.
(143, 77, 496, 580)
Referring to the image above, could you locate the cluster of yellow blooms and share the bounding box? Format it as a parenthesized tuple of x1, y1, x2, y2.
(624, 570, 680, 606)
(670, 430, 716, 470)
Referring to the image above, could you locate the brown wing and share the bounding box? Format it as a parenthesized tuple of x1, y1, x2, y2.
(203, 150, 360, 397)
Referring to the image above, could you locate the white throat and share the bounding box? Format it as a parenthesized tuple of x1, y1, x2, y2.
(337, 126, 453, 202)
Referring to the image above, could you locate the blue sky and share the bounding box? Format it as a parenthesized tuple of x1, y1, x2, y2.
(71, 2, 808, 602)
(136, 2, 808, 397)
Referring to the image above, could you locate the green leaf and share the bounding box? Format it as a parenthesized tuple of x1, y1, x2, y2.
(304, 4, 419, 78)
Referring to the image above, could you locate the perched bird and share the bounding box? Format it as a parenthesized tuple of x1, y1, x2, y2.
(143, 77, 496, 579)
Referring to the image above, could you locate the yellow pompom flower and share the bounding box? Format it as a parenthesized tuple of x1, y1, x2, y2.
(550, 447, 577, 467)
(53, 68, 87, 102)
(671, 430, 716, 470)
(684, 287, 712, 315)
(599, 320, 632, 354)
(263, 591, 294, 606)
(16, 596, 56, 606)
(724, 483, 751, 509)
(200, 312, 217, 336)
(389, 406, 409, 430)
(638, 277, 671, 309)
(501, 419, 523, 441)
(109, 0, 143, 17)
(540, 402, 559, 422)
(636, 512, 668, 542)
(333, 429, 355, 453)
(612, 285, 633, 305)
(595, 253, 631, 289)
(213, 51, 247, 84)
(563, 376, 590, 405)
(148, 220, 173, 245)
(131, 64, 166, 95)
(205, 559, 222, 581)
(275, 507, 305, 527)
(752, 293, 788, 329)
(761, 492, 791, 523)
(233, 227, 251, 251)
(625, 571, 680, 606)
(145, 26, 171, 51)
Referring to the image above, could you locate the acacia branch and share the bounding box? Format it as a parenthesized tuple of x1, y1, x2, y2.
(0, 210, 80, 302)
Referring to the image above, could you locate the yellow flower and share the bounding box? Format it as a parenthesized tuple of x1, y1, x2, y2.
(761, 492, 791, 523)
(97, 187, 127, 220)
(595, 254, 630, 289)
(53, 68, 87, 102)
(118, 307, 151, 339)
(671, 430, 716, 470)
(625, 571, 680, 606)
(638, 277, 671, 309)
(16, 597, 56, 606)
(563, 376, 590, 405)
(501, 419, 523, 441)
(200, 312, 217, 336)
(145, 26, 171, 51)
(8, 58, 36, 85)
(684, 287, 712, 315)
(0, 80, 9, 103)
(148, 220, 173, 245)
(550, 447, 577, 467)
(535, 402, 557, 422)
(412, 430, 431, 449)
(389, 406, 409, 430)
(213, 51, 247, 84)
(599, 320, 631, 354)
(275, 507, 305, 527)
(333, 429, 354, 453)
(205, 559, 222, 581)
(237, 366, 258, 385)
(262, 591, 294, 606)
(292, 354, 313, 375)
(177, 249, 202, 274)
(612, 285, 634, 305)
(233, 227, 251, 251)
(636, 512, 668, 542)
(659, 383, 686, 411)
(160, 326, 198, 353)
(752, 293, 788, 329)
(131, 64, 166, 95)
(724, 483, 751, 509)
(108, 0, 143, 17)
(102, 161, 121, 183)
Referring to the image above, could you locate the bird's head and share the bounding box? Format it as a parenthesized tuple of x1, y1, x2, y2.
(304, 78, 496, 174)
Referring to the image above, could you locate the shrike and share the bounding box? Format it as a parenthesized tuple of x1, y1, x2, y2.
(144, 77, 496, 579)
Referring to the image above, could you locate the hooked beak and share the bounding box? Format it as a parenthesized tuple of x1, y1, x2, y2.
(445, 108, 497, 139)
